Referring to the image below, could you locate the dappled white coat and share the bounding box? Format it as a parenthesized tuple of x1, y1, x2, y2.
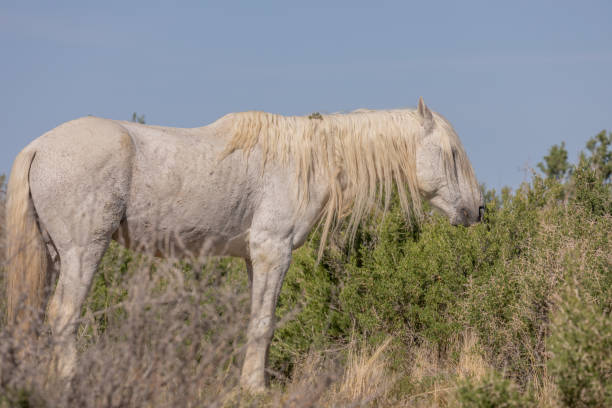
(5, 98, 482, 391)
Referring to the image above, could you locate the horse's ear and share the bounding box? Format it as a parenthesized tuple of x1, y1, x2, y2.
(417, 96, 434, 132)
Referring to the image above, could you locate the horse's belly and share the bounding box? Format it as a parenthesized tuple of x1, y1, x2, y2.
(114, 212, 251, 259)
(119, 171, 257, 259)
(119, 181, 258, 258)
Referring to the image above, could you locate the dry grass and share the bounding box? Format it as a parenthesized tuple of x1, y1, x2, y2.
(0, 242, 564, 407)
(392, 332, 490, 408)
(335, 337, 394, 403)
(1, 257, 251, 407)
(0, 274, 566, 408)
(1, 251, 505, 408)
(0, 255, 392, 408)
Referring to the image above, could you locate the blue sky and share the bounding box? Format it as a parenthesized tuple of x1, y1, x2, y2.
(1, 1, 611, 190)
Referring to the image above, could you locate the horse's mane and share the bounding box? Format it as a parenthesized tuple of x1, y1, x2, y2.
(219, 108, 476, 257)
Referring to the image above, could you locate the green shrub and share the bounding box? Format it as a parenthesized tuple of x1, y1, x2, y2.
(271, 243, 349, 377)
(571, 164, 612, 218)
(548, 289, 612, 408)
(272, 178, 550, 375)
(83, 242, 135, 333)
(270, 169, 611, 391)
(0, 388, 43, 408)
(456, 372, 536, 408)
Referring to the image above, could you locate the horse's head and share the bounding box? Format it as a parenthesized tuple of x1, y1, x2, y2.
(414, 98, 484, 226)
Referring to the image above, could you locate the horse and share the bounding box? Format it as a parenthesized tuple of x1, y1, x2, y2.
(5, 97, 483, 391)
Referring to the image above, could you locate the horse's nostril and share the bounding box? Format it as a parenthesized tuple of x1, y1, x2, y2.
(478, 205, 485, 222)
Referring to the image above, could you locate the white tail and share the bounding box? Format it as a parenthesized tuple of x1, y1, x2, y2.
(5, 147, 48, 326)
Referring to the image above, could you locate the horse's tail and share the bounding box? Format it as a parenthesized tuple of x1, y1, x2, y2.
(5, 146, 48, 326)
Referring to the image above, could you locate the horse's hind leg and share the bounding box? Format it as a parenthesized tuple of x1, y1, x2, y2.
(30, 179, 125, 378)
(40, 198, 121, 377)
(46, 240, 112, 376)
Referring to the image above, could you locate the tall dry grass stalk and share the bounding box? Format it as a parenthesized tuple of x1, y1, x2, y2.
(400, 332, 489, 408)
(531, 374, 562, 408)
(337, 337, 395, 401)
(279, 333, 492, 408)
(455, 331, 489, 381)
(329, 337, 395, 406)
(272, 337, 395, 408)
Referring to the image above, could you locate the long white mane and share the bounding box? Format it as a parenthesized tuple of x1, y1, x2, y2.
(220, 108, 476, 255)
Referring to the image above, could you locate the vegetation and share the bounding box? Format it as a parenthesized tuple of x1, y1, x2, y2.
(0, 129, 610, 407)
(538, 141, 570, 181)
(131, 112, 146, 124)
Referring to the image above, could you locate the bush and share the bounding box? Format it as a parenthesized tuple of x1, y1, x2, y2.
(456, 372, 535, 408)
(273, 178, 558, 380)
(571, 163, 612, 218)
(270, 167, 611, 396)
(548, 288, 612, 408)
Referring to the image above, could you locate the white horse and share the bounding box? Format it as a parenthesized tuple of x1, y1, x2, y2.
(5, 98, 483, 391)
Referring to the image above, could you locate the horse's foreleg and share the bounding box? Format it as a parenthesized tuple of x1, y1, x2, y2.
(47, 242, 108, 377)
(240, 238, 292, 392)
